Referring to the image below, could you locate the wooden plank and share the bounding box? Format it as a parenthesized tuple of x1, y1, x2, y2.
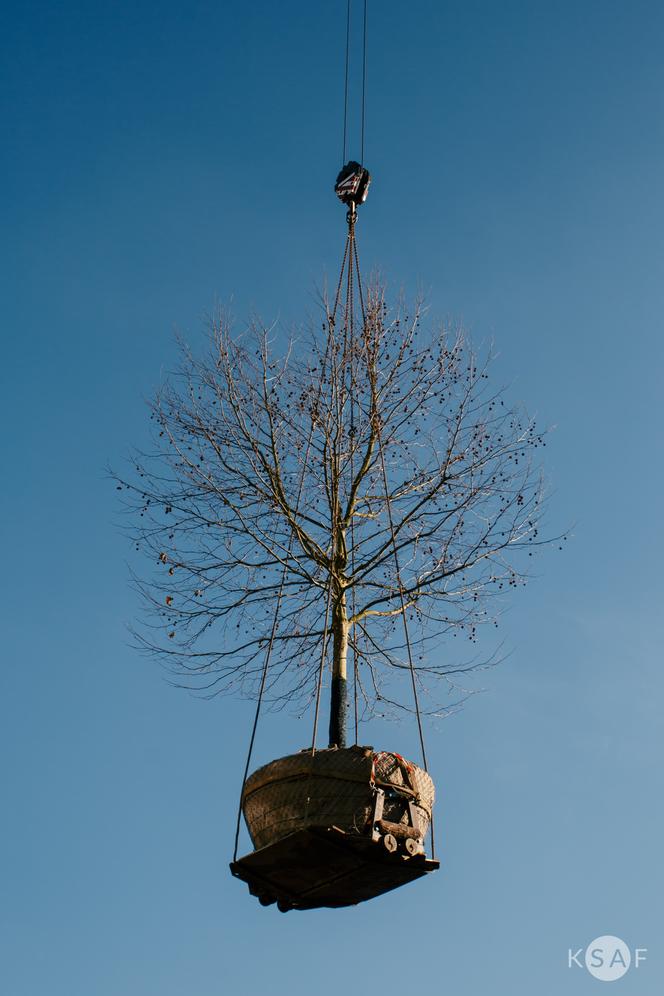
(230, 826, 439, 911)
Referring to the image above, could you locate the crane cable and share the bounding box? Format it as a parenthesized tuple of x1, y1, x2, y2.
(348, 224, 435, 858)
(361, 0, 367, 167)
(342, 0, 368, 167)
(232, 266, 348, 861)
(342, 0, 350, 165)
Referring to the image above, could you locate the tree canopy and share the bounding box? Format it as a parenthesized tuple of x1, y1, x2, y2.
(115, 285, 549, 732)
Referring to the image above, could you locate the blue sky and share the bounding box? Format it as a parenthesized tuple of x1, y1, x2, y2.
(1, 1, 663, 993)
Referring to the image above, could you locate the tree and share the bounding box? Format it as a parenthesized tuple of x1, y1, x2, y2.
(114, 283, 548, 748)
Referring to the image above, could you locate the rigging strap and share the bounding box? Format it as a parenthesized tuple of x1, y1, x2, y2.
(233, 330, 336, 861)
(342, 208, 435, 857)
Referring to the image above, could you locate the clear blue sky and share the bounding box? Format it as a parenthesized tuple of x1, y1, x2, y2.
(2, 2, 663, 993)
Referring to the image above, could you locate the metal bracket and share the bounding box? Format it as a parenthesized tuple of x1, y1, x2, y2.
(371, 787, 386, 842)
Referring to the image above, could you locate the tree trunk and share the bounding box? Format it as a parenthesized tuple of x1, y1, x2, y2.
(328, 584, 349, 748)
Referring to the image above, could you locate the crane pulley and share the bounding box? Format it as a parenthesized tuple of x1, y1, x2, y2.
(334, 160, 371, 208)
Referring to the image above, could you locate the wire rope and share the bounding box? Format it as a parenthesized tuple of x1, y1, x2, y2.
(351, 227, 435, 857)
(233, 298, 339, 857)
(342, 0, 351, 165)
(361, 0, 367, 165)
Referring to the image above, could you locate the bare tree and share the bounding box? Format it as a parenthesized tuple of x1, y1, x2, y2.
(114, 284, 548, 748)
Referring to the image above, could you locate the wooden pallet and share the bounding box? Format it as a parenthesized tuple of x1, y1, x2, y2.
(230, 825, 439, 911)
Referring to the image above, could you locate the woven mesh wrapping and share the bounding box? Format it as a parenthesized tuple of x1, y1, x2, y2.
(242, 745, 435, 851)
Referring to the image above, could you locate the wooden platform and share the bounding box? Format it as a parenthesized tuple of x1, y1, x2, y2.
(230, 826, 439, 911)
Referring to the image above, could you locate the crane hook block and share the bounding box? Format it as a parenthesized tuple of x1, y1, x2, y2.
(335, 161, 371, 207)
